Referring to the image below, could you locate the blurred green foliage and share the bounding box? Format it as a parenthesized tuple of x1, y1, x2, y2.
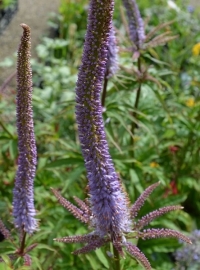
(0, 0, 16, 9)
(0, 0, 200, 269)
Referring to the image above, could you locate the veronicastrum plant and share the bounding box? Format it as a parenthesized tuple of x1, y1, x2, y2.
(0, 24, 38, 268)
(52, 0, 192, 270)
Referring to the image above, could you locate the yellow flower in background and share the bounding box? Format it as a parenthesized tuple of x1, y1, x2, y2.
(133, 136, 140, 142)
(150, 162, 159, 168)
(191, 80, 200, 87)
(186, 98, 195, 107)
(192, 43, 200, 56)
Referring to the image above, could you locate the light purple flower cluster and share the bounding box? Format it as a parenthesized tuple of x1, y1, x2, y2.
(13, 24, 37, 234)
(105, 22, 119, 79)
(75, 0, 130, 238)
(53, 181, 191, 269)
(174, 230, 200, 269)
(122, 0, 145, 50)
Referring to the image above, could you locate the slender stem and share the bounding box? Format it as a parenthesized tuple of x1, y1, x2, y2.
(0, 71, 16, 93)
(113, 244, 120, 270)
(130, 56, 142, 157)
(18, 231, 26, 255)
(131, 83, 142, 135)
(101, 75, 109, 107)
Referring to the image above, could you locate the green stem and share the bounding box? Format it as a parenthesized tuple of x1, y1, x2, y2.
(131, 83, 142, 134)
(18, 231, 26, 255)
(130, 57, 142, 158)
(113, 244, 120, 270)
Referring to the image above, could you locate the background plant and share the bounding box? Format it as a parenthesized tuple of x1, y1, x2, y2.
(174, 230, 200, 270)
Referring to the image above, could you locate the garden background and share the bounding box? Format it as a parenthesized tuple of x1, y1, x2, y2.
(0, 0, 200, 269)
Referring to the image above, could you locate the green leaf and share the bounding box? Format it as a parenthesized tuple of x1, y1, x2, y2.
(129, 169, 143, 194)
(0, 262, 12, 270)
(18, 267, 31, 270)
(33, 244, 56, 252)
(0, 255, 11, 266)
(85, 254, 100, 270)
(62, 166, 85, 192)
(95, 249, 109, 269)
(45, 157, 84, 168)
(9, 139, 17, 160)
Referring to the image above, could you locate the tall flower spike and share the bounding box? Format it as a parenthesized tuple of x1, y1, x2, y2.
(75, 0, 130, 238)
(13, 24, 37, 234)
(105, 22, 119, 79)
(122, 0, 145, 50)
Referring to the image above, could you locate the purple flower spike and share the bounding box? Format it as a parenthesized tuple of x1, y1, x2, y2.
(75, 0, 130, 238)
(106, 22, 119, 79)
(122, 0, 145, 50)
(13, 24, 37, 234)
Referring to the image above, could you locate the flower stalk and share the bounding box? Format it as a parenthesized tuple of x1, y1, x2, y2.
(122, 0, 145, 51)
(75, 0, 130, 238)
(13, 24, 37, 234)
